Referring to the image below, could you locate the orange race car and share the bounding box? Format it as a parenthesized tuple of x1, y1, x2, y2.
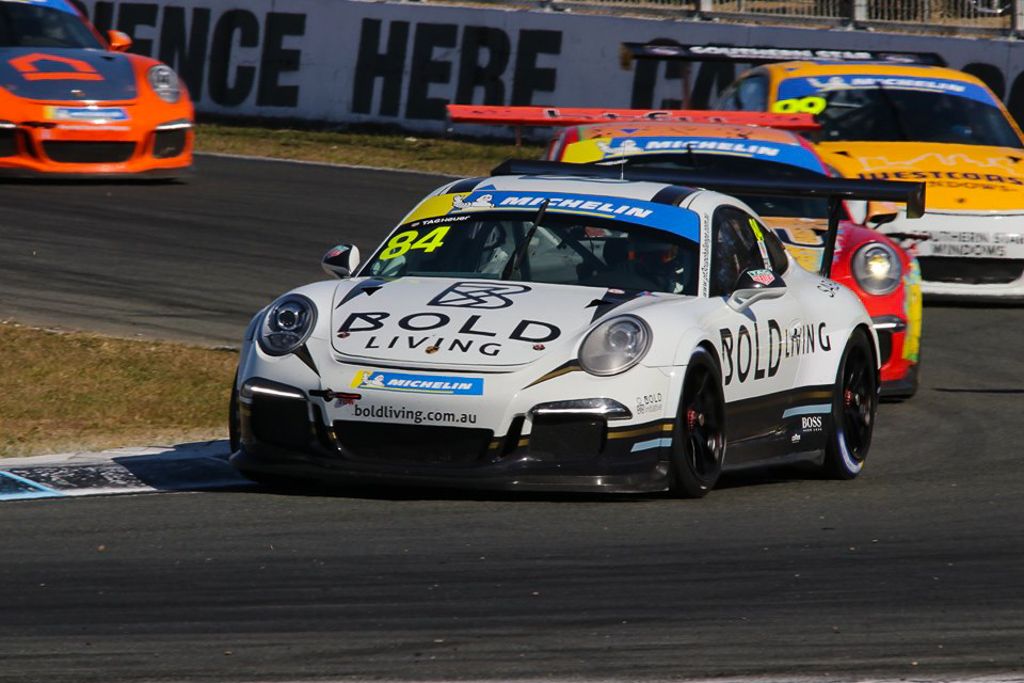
(0, 0, 193, 176)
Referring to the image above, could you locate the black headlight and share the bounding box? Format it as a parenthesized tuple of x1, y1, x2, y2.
(257, 294, 317, 356)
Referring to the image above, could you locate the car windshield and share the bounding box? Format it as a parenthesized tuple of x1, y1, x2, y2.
(804, 87, 1022, 148)
(363, 211, 700, 295)
(0, 3, 101, 49)
(606, 154, 831, 219)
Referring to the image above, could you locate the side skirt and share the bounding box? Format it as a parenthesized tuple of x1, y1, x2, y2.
(723, 385, 833, 467)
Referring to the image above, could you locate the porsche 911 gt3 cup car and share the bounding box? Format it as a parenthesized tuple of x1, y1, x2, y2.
(621, 43, 1024, 300)
(0, 0, 193, 176)
(229, 164, 924, 496)
(449, 105, 922, 398)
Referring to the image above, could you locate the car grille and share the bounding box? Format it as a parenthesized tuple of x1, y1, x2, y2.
(0, 129, 16, 157)
(333, 421, 493, 465)
(875, 330, 893, 365)
(153, 129, 187, 159)
(42, 141, 135, 164)
(918, 257, 1024, 285)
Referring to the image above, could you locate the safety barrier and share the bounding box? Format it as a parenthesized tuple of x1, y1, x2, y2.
(437, 0, 1022, 34)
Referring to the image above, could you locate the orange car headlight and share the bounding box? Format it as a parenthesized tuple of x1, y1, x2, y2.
(147, 65, 181, 104)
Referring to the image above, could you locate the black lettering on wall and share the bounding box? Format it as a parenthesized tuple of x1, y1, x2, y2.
(90, 1, 115, 34)
(690, 62, 736, 109)
(629, 37, 679, 109)
(208, 9, 259, 107)
(352, 19, 409, 116)
(158, 6, 211, 103)
(116, 2, 158, 56)
(963, 62, 1006, 100)
(406, 23, 457, 120)
(1008, 70, 1024, 128)
(511, 29, 561, 105)
(455, 26, 510, 104)
(257, 12, 305, 107)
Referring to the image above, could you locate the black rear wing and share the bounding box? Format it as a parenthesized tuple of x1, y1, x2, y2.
(620, 42, 946, 69)
(490, 159, 926, 277)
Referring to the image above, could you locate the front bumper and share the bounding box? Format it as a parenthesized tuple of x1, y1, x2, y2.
(883, 212, 1024, 300)
(0, 117, 193, 176)
(232, 370, 679, 494)
(872, 315, 918, 398)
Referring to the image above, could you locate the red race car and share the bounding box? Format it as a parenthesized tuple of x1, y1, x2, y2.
(449, 106, 923, 398)
(0, 0, 193, 176)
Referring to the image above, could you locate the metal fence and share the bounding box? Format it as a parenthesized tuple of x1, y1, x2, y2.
(440, 0, 1024, 35)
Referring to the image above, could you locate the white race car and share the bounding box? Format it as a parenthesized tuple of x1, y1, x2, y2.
(229, 162, 923, 497)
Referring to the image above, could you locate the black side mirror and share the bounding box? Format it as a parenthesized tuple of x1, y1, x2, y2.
(322, 244, 360, 279)
(727, 268, 786, 312)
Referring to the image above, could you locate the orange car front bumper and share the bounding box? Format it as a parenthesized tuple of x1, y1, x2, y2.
(0, 100, 193, 176)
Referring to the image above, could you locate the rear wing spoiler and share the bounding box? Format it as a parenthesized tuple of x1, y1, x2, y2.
(620, 43, 946, 68)
(447, 104, 818, 131)
(490, 159, 925, 277)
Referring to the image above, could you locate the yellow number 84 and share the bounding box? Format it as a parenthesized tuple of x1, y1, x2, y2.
(771, 96, 827, 115)
(378, 226, 450, 260)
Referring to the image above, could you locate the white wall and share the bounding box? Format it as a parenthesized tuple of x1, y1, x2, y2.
(79, 0, 1024, 134)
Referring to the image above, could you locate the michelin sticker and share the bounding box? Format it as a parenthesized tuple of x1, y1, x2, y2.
(452, 194, 495, 210)
(777, 75, 997, 106)
(352, 370, 484, 396)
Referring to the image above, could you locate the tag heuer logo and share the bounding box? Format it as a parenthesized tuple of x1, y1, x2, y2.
(428, 281, 531, 309)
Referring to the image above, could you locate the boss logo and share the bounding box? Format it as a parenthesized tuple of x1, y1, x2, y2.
(802, 416, 823, 431)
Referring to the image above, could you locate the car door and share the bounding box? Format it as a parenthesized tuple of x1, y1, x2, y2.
(705, 205, 808, 461)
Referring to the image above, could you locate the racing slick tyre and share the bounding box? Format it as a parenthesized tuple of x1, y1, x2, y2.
(669, 347, 726, 498)
(823, 329, 879, 480)
(228, 376, 241, 453)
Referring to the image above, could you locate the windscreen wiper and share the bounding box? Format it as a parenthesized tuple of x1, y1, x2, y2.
(501, 199, 550, 280)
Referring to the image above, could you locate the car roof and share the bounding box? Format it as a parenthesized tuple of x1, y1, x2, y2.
(7, 0, 81, 15)
(573, 121, 802, 144)
(559, 121, 828, 174)
(761, 61, 989, 87)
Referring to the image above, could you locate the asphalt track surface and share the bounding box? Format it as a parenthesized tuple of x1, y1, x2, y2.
(2, 156, 1024, 682)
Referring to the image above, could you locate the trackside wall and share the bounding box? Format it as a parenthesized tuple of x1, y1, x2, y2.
(77, 0, 1024, 134)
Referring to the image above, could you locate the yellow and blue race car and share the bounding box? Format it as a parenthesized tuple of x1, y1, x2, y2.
(623, 43, 1024, 300)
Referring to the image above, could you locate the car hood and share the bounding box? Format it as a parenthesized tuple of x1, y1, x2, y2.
(816, 141, 1024, 212)
(0, 47, 137, 101)
(330, 276, 660, 369)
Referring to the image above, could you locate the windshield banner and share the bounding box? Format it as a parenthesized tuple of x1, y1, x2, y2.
(568, 136, 825, 173)
(777, 75, 998, 106)
(402, 190, 701, 241)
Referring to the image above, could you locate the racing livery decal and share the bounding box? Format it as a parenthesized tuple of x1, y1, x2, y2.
(351, 370, 484, 396)
(719, 320, 832, 386)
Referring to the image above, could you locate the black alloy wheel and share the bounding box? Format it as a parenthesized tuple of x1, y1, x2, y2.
(824, 329, 878, 479)
(670, 348, 727, 498)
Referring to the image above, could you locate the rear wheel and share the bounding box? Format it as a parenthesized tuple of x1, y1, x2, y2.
(669, 348, 726, 498)
(824, 329, 878, 479)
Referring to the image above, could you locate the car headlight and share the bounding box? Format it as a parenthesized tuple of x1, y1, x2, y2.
(258, 295, 317, 356)
(578, 316, 652, 376)
(852, 242, 901, 296)
(147, 65, 181, 103)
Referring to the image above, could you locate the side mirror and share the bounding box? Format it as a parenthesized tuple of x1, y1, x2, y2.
(866, 200, 899, 227)
(727, 268, 786, 312)
(107, 30, 133, 52)
(322, 244, 360, 279)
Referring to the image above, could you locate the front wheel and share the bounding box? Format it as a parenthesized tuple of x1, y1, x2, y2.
(228, 373, 241, 453)
(823, 329, 878, 479)
(669, 348, 727, 498)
